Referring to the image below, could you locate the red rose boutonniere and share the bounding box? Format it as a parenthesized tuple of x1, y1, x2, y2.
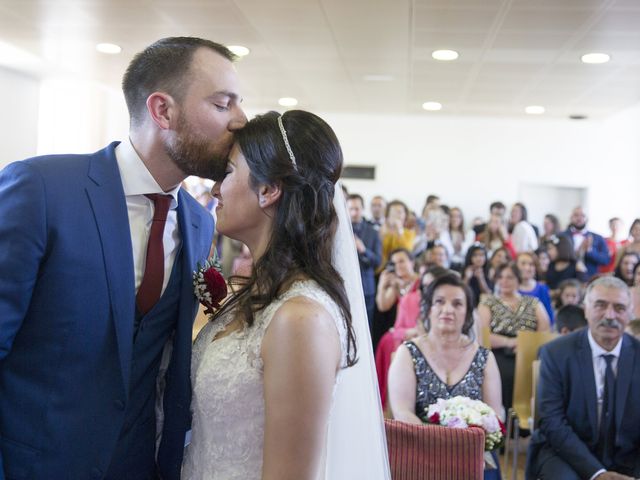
(193, 252, 227, 315)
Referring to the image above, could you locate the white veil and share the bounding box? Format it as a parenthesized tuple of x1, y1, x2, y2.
(324, 183, 391, 479)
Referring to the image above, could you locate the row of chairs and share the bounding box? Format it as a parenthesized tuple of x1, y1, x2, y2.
(386, 330, 557, 480)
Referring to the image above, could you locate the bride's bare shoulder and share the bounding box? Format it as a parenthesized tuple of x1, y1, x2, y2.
(261, 295, 340, 365)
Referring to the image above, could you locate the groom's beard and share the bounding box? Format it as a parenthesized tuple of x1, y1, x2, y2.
(165, 114, 230, 181)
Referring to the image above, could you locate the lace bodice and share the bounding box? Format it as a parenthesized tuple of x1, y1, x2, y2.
(404, 341, 489, 422)
(182, 280, 347, 480)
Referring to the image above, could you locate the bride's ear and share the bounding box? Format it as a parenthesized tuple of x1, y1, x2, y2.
(257, 183, 282, 209)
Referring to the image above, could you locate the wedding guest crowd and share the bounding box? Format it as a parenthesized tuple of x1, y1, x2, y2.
(197, 184, 640, 478)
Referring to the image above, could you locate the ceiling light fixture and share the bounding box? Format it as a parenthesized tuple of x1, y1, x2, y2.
(422, 101, 442, 111)
(581, 52, 610, 64)
(96, 43, 122, 54)
(432, 49, 459, 61)
(278, 97, 298, 107)
(525, 105, 545, 115)
(227, 45, 250, 57)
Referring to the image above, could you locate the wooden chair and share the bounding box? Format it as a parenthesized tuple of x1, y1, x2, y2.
(531, 359, 541, 430)
(385, 419, 485, 480)
(504, 330, 556, 480)
(480, 324, 492, 349)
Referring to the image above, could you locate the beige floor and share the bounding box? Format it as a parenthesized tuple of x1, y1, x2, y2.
(499, 438, 529, 480)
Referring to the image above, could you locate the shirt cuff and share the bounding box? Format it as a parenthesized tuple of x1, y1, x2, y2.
(588, 469, 606, 480)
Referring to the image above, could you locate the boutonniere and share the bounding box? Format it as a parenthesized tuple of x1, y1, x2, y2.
(193, 251, 227, 315)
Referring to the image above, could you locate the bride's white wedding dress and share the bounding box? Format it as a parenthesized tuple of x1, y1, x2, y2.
(182, 280, 347, 480)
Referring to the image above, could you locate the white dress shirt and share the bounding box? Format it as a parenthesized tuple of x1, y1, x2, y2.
(586, 329, 622, 480)
(115, 139, 182, 296)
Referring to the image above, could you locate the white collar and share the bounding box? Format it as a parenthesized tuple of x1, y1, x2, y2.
(115, 139, 180, 206)
(587, 329, 623, 359)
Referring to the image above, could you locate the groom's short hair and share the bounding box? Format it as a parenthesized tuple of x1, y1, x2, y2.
(123, 37, 236, 125)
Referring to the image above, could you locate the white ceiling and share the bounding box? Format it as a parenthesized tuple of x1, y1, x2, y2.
(1, 0, 640, 118)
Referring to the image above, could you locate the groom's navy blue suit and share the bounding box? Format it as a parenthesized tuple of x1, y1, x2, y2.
(0, 142, 213, 480)
(526, 329, 640, 479)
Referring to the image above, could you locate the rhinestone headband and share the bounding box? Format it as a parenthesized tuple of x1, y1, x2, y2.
(277, 114, 297, 169)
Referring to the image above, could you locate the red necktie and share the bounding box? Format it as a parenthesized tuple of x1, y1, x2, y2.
(136, 194, 172, 315)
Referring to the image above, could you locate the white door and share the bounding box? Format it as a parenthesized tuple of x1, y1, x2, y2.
(518, 183, 587, 233)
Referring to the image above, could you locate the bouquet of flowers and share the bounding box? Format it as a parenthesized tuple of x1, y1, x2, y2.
(193, 252, 227, 315)
(426, 396, 505, 452)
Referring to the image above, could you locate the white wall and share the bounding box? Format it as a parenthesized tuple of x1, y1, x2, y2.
(321, 109, 640, 235)
(1, 70, 638, 236)
(0, 67, 39, 165)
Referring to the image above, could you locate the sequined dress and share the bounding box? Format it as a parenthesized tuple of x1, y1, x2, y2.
(480, 294, 539, 411)
(182, 280, 348, 480)
(404, 341, 490, 422)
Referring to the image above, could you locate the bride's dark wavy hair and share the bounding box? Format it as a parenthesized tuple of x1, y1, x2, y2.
(214, 110, 357, 366)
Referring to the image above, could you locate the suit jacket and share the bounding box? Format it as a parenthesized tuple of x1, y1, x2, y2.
(0, 143, 213, 480)
(560, 229, 610, 279)
(352, 220, 382, 297)
(527, 329, 640, 479)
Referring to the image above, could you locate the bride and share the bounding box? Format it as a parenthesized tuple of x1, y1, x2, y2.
(182, 110, 390, 479)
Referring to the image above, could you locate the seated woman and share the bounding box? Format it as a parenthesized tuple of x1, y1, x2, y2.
(478, 263, 550, 414)
(614, 251, 639, 287)
(377, 200, 416, 274)
(516, 252, 554, 325)
(443, 206, 476, 272)
(478, 214, 516, 259)
(508, 202, 538, 254)
(375, 266, 448, 410)
(463, 244, 492, 308)
(388, 273, 503, 479)
(632, 262, 640, 320)
(373, 248, 418, 350)
(545, 235, 587, 290)
(487, 246, 512, 285)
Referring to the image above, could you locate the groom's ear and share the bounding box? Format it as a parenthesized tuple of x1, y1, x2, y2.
(146, 92, 176, 130)
(258, 183, 282, 209)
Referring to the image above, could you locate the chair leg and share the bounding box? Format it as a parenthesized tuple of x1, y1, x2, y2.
(511, 417, 520, 480)
(504, 409, 514, 479)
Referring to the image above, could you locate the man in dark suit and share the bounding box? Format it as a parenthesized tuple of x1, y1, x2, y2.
(526, 276, 640, 480)
(0, 37, 246, 479)
(560, 206, 610, 279)
(348, 193, 382, 326)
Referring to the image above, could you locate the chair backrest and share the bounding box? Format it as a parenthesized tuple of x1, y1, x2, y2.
(531, 359, 541, 430)
(512, 330, 557, 427)
(384, 419, 485, 480)
(480, 324, 491, 349)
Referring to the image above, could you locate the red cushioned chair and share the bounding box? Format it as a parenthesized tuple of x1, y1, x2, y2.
(385, 419, 485, 480)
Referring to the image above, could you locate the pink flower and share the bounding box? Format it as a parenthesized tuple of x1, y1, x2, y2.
(446, 416, 468, 429)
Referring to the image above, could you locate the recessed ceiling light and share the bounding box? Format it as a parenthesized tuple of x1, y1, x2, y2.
(432, 49, 459, 61)
(227, 45, 250, 57)
(422, 101, 442, 111)
(525, 105, 545, 115)
(363, 74, 394, 82)
(96, 43, 122, 54)
(278, 97, 298, 107)
(581, 52, 610, 64)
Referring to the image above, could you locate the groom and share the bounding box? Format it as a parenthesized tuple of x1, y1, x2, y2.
(0, 37, 245, 479)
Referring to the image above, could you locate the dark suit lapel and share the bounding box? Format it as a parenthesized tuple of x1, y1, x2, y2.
(615, 335, 635, 432)
(85, 142, 135, 398)
(177, 190, 205, 325)
(577, 330, 598, 438)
